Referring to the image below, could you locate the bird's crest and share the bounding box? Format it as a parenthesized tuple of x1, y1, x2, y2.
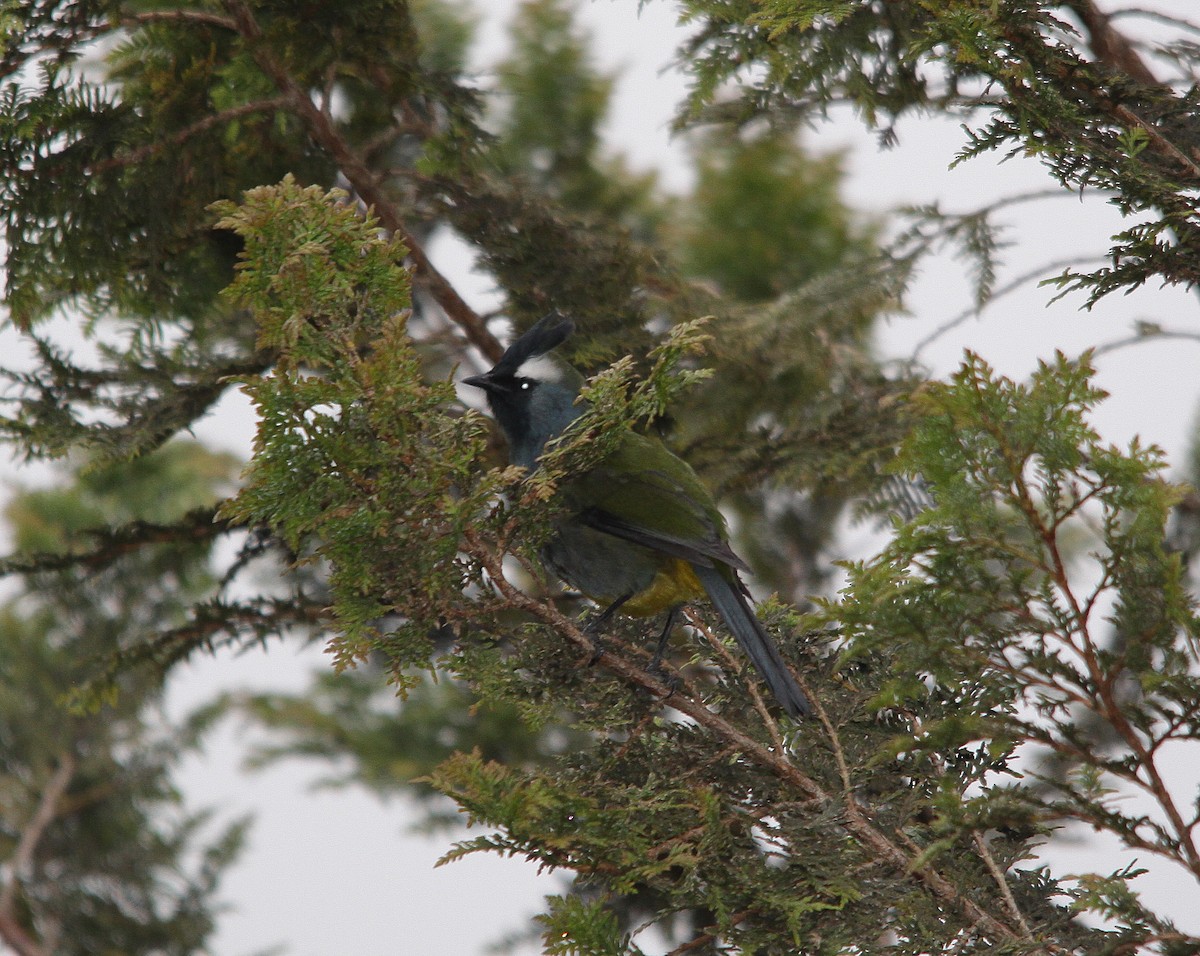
(492, 312, 575, 380)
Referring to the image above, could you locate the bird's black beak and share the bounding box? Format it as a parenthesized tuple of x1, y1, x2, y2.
(463, 372, 495, 393)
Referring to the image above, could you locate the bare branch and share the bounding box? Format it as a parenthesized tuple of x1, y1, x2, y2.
(0, 753, 75, 956)
(1092, 324, 1200, 358)
(1062, 0, 1163, 85)
(0, 506, 231, 578)
(910, 255, 1099, 361)
(1110, 8, 1200, 39)
(121, 9, 238, 31)
(685, 606, 786, 752)
(973, 830, 1035, 941)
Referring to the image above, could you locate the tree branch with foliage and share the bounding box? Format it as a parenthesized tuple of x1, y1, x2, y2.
(1, 1, 1199, 954)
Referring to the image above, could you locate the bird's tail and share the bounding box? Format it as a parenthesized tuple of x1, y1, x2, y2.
(693, 565, 811, 719)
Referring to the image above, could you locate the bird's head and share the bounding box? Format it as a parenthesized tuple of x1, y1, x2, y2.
(463, 312, 585, 469)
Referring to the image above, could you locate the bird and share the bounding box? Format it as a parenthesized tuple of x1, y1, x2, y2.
(463, 313, 811, 719)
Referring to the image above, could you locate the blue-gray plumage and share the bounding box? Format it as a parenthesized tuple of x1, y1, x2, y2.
(464, 314, 810, 719)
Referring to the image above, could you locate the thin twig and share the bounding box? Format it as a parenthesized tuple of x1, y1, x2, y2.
(684, 605, 786, 753)
(87, 97, 289, 175)
(0, 753, 75, 956)
(1111, 102, 1200, 179)
(0, 506, 230, 577)
(1004, 455, 1200, 878)
(972, 830, 1035, 941)
(911, 255, 1099, 361)
(1110, 8, 1200, 39)
(1091, 325, 1200, 358)
(122, 9, 237, 30)
(664, 910, 750, 956)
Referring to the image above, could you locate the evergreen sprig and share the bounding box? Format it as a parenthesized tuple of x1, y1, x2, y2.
(214, 177, 497, 681)
(676, 0, 1200, 306)
(829, 350, 1200, 941)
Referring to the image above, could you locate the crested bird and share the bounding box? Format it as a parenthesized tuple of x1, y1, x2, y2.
(464, 314, 810, 719)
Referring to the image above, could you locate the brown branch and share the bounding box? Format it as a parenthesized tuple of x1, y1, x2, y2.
(973, 830, 1035, 941)
(0, 506, 232, 577)
(462, 529, 1029, 946)
(87, 97, 289, 175)
(1104, 707, 1200, 876)
(1109, 932, 1200, 956)
(665, 909, 750, 955)
(684, 606, 786, 753)
(1092, 325, 1200, 358)
(1010, 464, 1200, 878)
(0, 753, 75, 956)
(1108, 101, 1200, 179)
(122, 9, 237, 30)
(144, 594, 327, 666)
(1056, 2, 1200, 184)
(218, 0, 503, 363)
(0, 908, 44, 956)
(1062, 0, 1162, 86)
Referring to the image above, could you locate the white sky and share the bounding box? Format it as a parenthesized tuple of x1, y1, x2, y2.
(145, 0, 1200, 952)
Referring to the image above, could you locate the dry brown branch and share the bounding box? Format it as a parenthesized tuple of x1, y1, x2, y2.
(1063, 0, 1163, 85)
(0, 753, 75, 956)
(973, 830, 1035, 941)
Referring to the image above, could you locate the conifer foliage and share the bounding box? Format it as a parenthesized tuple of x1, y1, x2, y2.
(1, 1, 1199, 954)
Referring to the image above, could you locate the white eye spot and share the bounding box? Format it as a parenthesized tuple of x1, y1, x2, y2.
(520, 380, 531, 390)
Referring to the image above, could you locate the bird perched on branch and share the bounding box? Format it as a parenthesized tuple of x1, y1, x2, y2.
(464, 313, 810, 719)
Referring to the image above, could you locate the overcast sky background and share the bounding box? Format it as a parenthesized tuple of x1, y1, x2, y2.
(134, 1, 1200, 953)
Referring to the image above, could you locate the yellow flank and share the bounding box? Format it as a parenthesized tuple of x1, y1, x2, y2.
(616, 558, 705, 617)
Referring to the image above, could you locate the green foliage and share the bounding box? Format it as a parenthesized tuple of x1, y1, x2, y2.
(535, 894, 626, 956)
(3, 0, 1198, 954)
(678, 127, 871, 303)
(491, 0, 659, 233)
(9, 442, 236, 553)
(676, 0, 1200, 305)
(426, 714, 880, 954)
(3, 441, 243, 686)
(825, 351, 1200, 943)
(215, 177, 495, 679)
(238, 667, 591, 812)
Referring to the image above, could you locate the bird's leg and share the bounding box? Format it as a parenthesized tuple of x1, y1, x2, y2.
(646, 606, 681, 691)
(584, 593, 632, 663)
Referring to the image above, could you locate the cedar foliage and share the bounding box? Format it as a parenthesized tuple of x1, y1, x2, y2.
(1, 1, 1198, 954)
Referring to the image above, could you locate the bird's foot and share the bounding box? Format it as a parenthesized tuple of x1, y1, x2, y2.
(579, 594, 633, 665)
(585, 633, 606, 665)
(646, 657, 681, 695)
(581, 616, 609, 664)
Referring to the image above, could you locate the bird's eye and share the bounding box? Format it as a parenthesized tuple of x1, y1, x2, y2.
(519, 380, 532, 390)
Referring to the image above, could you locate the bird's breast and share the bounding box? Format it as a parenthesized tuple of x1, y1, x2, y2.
(541, 522, 705, 615)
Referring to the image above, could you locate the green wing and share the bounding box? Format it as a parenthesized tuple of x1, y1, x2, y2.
(563, 431, 749, 574)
